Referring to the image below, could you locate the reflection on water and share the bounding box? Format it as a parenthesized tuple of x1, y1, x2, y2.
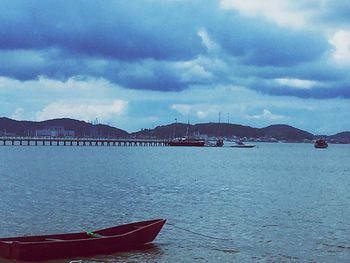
(1, 143, 350, 262)
(26, 244, 163, 263)
(91, 244, 163, 263)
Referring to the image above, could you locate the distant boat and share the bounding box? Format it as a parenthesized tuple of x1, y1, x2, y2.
(170, 122, 205, 147)
(215, 139, 224, 147)
(0, 219, 166, 261)
(231, 140, 256, 148)
(169, 137, 205, 147)
(204, 139, 224, 147)
(314, 139, 328, 149)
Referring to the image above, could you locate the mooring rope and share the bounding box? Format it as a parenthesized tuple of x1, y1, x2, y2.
(167, 222, 233, 241)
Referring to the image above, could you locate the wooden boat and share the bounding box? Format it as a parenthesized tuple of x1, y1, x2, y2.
(0, 219, 166, 261)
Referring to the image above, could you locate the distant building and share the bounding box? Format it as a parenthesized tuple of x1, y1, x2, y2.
(0, 130, 16, 137)
(35, 126, 75, 137)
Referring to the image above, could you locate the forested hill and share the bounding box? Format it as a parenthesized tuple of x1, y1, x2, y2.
(0, 117, 129, 137)
(1, 118, 349, 142)
(132, 123, 315, 140)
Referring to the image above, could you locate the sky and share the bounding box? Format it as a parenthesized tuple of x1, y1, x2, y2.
(0, 0, 350, 134)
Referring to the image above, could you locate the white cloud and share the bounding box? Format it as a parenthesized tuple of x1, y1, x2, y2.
(174, 59, 213, 82)
(196, 110, 208, 119)
(36, 100, 128, 122)
(35, 76, 110, 90)
(197, 28, 217, 51)
(170, 104, 192, 115)
(170, 102, 221, 120)
(0, 75, 111, 92)
(274, 78, 319, 89)
(219, 0, 318, 29)
(0, 76, 21, 90)
(329, 30, 350, 65)
(11, 108, 24, 120)
(247, 109, 286, 120)
(1, 74, 349, 134)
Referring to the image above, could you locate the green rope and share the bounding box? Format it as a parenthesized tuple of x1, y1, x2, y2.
(86, 231, 102, 238)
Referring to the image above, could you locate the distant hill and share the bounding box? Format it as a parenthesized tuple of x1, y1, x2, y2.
(0, 118, 128, 137)
(132, 122, 311, 141)
(1, 117, 349, 143)
(132, 122, 262, 138)
(261, 124, 314, 141)
(192, 123, 263, 138)
(328, 131, 350, 143)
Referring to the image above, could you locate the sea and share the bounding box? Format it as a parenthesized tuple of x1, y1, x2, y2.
(0, 143, 350, 262)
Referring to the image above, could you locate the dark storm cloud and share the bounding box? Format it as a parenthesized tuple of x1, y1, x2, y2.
(269, 85, 350, 99)
(0, 0, 204, 60)
(245, 77, 350, 99)
(318, 0, 350, 24)
(207, 16, 329, 66)
(0, 0, 213, 89)
(0, 0, 348, 99)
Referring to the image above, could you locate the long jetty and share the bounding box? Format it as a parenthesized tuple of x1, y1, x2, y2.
(0, 137, 170, 146)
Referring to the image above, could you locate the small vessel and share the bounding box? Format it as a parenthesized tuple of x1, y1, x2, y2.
(215, 139, 224, 147)
(314, 138, 328, 148)
(0, 219, 166, 261)
(231, 140, 256, 148)
(169, 123, 205, 147)
(204, 139, 224, 147)
(169, 137, 205, 147)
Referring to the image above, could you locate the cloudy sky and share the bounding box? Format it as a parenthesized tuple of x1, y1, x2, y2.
(0, 0, 350, 134)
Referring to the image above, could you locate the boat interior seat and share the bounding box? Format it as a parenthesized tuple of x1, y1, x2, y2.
(1, 241, 13, 244)
(86, 232, 106, 238)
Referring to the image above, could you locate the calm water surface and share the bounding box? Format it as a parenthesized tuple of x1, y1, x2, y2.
(0, 143, 350, 262)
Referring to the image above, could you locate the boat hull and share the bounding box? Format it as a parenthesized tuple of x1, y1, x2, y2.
(314, 139, 328, 149)
(231, 145, 256, 148)
(169, 141, 205, 147)
(0, 219, 166, 261)
(314, 145, 328, 149)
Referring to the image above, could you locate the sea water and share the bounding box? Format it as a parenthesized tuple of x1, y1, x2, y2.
(0, 143, 350, 262)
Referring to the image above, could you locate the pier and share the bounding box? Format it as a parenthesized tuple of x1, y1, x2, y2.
(0, 137, 170, 147)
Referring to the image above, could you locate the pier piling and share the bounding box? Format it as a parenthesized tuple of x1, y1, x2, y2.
(0, 137, 171, 147)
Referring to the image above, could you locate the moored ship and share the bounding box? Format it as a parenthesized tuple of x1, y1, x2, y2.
(169, 137, 205, 147)
(314, 138, 328, 148)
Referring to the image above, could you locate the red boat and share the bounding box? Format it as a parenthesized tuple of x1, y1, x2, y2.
(169, 137, 205, 147)
(314, 139, 328, 148)
(0, 219, 166, 261)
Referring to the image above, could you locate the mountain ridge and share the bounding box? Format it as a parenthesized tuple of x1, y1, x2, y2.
(0, 117, 349, 142)
(0, 117, 128, 138)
